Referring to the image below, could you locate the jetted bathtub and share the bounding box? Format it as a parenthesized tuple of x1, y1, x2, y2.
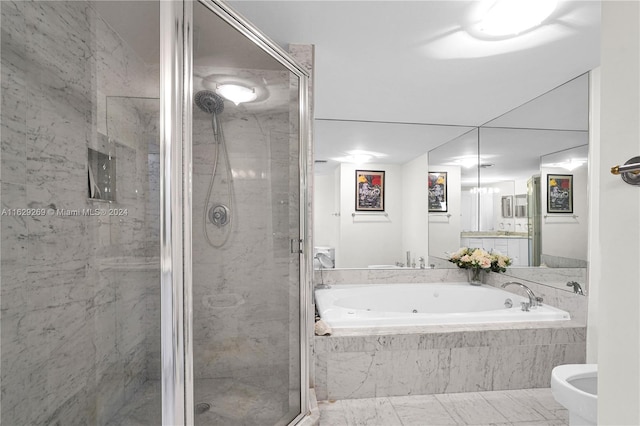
(315, 282, 571, 328)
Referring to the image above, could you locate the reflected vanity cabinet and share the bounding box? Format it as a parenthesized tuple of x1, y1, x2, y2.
(460, 236, 529, 267)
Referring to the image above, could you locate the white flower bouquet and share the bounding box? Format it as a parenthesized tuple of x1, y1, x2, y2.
(448, 247, 512, 273)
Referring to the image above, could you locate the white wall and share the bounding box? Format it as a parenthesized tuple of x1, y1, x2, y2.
(540, 164, 589, 261)
(586, 69, 600, 363)
(314, 157, 430, 268)
(428, 165, 461, 258)
(313, 172, 340, 250)
(402, 154, 429, 265)
(592, 2, 640, 424)
(338, 163, 403, 267)
(461, 188, 476, 232)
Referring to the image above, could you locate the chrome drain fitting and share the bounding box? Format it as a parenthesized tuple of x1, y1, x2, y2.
(195, 402, 211, 415)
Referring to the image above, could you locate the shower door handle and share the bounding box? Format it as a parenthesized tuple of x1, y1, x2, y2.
(290, 238, 303, 254)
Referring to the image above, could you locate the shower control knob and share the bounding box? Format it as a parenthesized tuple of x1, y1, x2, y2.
(209, 204, 230, 227)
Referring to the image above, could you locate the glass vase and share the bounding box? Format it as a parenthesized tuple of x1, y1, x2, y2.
(468, 268, 484, 286)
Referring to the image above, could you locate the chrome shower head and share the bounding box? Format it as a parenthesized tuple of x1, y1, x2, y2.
(194, 90, 224, 115)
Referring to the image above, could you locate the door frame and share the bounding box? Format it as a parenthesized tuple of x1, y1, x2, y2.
(160, 1, 311, 424)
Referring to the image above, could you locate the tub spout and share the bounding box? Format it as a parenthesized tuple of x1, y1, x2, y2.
(418, 257, 425, 269)
(501, 281, 538, 310)
(566, 281, 584, 295)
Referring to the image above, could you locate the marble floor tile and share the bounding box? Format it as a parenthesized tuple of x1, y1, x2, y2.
(481, 390, 547, 422)
(317, 400, 349, 426)
(435, 392, 510, 425)
(341, 397, 402, 426)
(490, 388, 563, 421)
(317, 388, 569, 426)
(388, 394, 457, 425)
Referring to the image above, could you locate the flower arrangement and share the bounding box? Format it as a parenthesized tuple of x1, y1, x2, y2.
(448, 247, 512, 273)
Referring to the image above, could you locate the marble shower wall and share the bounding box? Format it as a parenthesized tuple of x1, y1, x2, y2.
(192, 66, 299, 408)
(0, 2, 160, 424)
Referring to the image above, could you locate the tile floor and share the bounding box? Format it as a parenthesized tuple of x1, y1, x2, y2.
(317, 388, 569, 426)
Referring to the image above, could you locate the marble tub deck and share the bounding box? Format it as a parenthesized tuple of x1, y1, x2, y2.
(318, 387, 569, 426)
(315, 320, 586, 401)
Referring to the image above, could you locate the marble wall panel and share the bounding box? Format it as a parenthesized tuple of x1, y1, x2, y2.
(1, 2, 160, 424)
(0, 21, 27, 186)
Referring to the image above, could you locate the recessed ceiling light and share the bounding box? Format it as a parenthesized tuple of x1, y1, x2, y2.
(216, 84, 257, 105)
(478, 0, 558, 37)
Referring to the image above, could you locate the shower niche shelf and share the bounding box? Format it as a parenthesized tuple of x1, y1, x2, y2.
(88, 147, 116, 202)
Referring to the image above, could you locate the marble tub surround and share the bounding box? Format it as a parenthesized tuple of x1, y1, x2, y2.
(313, 266, 469, 286)
(485, 272, 588, 324)
(501, 266, 587, 293)
(314, 321, 586, 400)
(312, 268, 587, 401)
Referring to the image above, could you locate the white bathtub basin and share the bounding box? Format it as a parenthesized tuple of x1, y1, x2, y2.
(315, 282, 571, 328)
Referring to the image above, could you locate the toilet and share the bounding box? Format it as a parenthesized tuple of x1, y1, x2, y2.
(551, 364, 597, 426)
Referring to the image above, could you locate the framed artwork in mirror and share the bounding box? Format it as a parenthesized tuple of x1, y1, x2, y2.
(356, 170, 385, 211)
(428, 171, 447, 212)
(547, 174, 573, 213)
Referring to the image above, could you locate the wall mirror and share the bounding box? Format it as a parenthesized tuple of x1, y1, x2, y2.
(428, 73, 589, 291)
(313, 73, 589, 291)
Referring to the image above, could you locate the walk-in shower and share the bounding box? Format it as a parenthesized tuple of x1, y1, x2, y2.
(194, 89, 234, 247)
(0, 0, 310, 425)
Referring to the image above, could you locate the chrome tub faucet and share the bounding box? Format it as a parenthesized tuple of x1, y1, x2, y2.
(501, 281, 543, 311)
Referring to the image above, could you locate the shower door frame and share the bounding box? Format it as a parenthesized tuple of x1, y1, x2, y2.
(160, 1, 312, 425)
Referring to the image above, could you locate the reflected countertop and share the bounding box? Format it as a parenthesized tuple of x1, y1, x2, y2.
(460, 231, 529, 239)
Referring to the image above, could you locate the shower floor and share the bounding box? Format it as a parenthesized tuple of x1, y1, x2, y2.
(107, 378, 297, 425)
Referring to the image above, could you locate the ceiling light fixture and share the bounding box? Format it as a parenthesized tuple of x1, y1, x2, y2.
(216, 84, 257, 105)
(478, 0, 558, 37)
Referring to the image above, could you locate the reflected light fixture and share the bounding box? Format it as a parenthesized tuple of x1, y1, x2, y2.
(216, 84, 257, 105)
(332, 150, 386, 164)
(544, 158, 587, 171)
(478, 0, 558, 36)
(449, 157, 478, 168)
(469, 187, 501, 194)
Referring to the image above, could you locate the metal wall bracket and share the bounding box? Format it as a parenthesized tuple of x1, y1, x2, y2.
(611, 156, 640, 186)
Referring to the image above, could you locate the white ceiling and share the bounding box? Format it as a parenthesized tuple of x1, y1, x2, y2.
(229, 1, 600, 125)
(229, 0, 600, 174)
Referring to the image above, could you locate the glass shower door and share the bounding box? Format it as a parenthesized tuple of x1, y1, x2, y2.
(188, 1, 308, 424)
